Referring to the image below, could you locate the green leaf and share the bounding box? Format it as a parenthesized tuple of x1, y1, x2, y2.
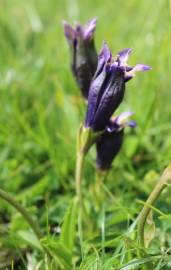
(41, 237, 72, 270)
(124, 237, 138, 250)
(55, 243, 72, 270)
(60, 197, 78, 253)
(144, 210, 155, 248)
(118, 256, 161, 270)
(18, 230, 43, 251)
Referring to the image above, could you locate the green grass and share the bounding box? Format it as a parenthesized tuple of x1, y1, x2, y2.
(0, 0, 171, 269)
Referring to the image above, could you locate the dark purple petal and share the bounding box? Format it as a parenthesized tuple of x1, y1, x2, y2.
(106, 121, 119, 132)
(100, 42, 112, 62)
(96, 111, 136, 170)
(85, 43, 115, 127)
(63, 21, 75, 45)
(75, 24, 84, 39)
(96, 129, 124, 170)
(92, 68, 125, 131)
(85, 65, 107, 127)
(92, 42, 111, 78)
(124, 75, 133, 82)
(125, 66, 133, 72)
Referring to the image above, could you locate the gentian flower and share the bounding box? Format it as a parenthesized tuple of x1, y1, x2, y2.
(85, 43, 151, 131)
(63, 18, 97, 98)
(96, 112, 136, 171)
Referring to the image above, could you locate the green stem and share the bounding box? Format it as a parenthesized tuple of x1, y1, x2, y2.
(75, 150, 85, 213)
(75, 125, 103, 243)
(0, 188, 42, 240)
(137, 165, 171, 248)
(75, 146, 86, 257)
(75, 125, 103, 209)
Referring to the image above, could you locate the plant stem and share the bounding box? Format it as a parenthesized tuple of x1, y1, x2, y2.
(0, 188, 42, 240)
(75, 149, 87, 257)
(75, 125, 103, 211)
(137, 165, 171, 248)
(75, 150, 85, 213)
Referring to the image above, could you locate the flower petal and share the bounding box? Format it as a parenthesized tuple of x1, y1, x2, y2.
(118, 48, 132, 65)
(100, 42, 112, 62)
(75, 24, 84, 38)
(107, 111, 136, 132)
(116, 111, 134, 125)
(134, 64, 151, 72)
(93, 42, 111, 78)
(85, 65, 107, 127)
(83, 18, 97, 41)
(92, 68, 125, 131)
(96, 129, 124, 170)
(127, 120, 137, 128)
(124, 64, 151, 82)
(63, 21, 75, 44)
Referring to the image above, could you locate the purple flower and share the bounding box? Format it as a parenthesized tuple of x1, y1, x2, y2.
(85, 43, 151, 131)
(63, 18, 98, 98)
(96, 112, 136, 171)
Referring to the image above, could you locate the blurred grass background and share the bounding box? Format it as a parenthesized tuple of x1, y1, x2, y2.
(1, 0, 171, 267)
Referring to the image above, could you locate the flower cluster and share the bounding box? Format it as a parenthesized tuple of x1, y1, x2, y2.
(64, 18, 151, 171)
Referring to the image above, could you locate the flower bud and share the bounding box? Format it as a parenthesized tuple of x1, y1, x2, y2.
(63, 19, 97, 98)
(96, 112, 136, 170)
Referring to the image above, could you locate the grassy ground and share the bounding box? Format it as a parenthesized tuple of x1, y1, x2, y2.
(1, 0, 171, 269)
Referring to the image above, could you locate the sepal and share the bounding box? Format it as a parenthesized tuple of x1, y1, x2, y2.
(77, 124, 104, 154)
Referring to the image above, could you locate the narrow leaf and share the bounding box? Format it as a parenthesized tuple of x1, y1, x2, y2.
(18, 230, 43, 251)
(118, 256, 161, 270)
(41, 237, 72, 269)
(60, 197, 78, 252)
(144, 210, 155, 248)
